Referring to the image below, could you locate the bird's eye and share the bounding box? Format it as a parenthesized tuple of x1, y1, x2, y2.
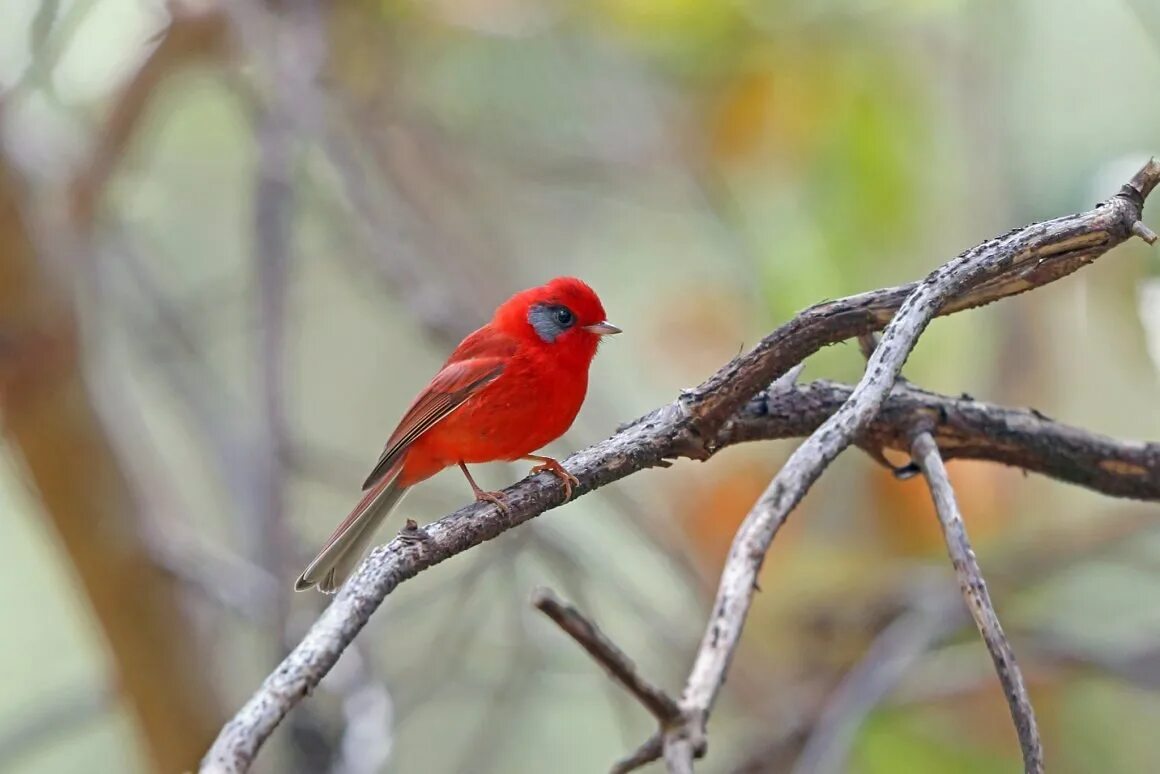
(553, 306, 575, 327)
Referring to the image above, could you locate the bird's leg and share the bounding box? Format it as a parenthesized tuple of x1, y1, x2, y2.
(458, 462, 509, 513)
(524, 454, 581, 500)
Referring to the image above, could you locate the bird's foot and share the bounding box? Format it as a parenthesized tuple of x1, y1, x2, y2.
(459, 461, 510, 513)
(473, 488, 510, 514)
(528, 457, 581, 500)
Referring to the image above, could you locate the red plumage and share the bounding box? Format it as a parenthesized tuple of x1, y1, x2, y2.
(296, 276, 619, 593)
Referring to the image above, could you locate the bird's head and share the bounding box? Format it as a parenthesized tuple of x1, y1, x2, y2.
(496, 276, 620, 360)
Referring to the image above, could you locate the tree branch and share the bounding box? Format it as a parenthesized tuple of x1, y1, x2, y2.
(610, 734, 663, 774)
(910, 431, 1044, 772)
(200, 159, 1160, 773)
(680, 157, 1160, 442)
(725, 379, 1160, 500)
(647, 159, 1160, 772)
(531, 588, 681, 726)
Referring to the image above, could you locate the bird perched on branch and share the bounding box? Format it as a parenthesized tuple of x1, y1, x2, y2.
(296, 276, 620, 593)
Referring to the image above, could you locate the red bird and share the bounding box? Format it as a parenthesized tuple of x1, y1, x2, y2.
(296, 277, 620, 593)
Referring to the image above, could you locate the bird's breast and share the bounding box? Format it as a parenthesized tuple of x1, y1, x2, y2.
(416, 354, 588, 465)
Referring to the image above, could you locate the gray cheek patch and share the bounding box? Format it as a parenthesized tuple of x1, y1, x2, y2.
(528, 303, 564, 343)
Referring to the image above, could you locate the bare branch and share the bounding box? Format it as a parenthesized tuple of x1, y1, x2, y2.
(664, 739, 697, 774)
(910, 431, 1044, 773)
(1133, 220, 1159, 244)
(610, 733, 662, 774)
(855, 332, 879, 362)
(725, 379, 1160, 501)
(531, 587, 681, 726)
(201, 159, 1160, 774)
(681, 158, 1160, 442)
(659, 162, 1160, 772)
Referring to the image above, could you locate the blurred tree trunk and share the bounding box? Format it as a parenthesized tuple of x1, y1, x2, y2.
(0, 154, 222, 771)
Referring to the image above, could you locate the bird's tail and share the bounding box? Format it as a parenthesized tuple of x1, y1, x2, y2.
(295, 468, 410, 594)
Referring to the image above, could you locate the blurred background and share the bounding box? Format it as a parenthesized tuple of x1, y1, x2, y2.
(1, 0, 1159, 772)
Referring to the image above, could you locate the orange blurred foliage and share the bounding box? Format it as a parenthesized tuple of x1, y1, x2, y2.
(646, 282, 753, 378)
(869, 457, 1019, 557)
(673, 454, 808, 575)
(708, 54, 835, 163)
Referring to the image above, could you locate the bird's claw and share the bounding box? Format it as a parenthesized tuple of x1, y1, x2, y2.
(474, 489, 510, 514)
(531, 460, 581, 500)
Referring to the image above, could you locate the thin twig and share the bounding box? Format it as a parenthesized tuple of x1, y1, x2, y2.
(532, 588, 681, 726)
(201, 159, 1160, 774)
(527, 528, 690, 747)
(910, 431, 1044, 773)
(1132, 220, 1159, 244)
(855, 332, 879, 361)
(529, 527, 696, 653)
(610, 734, 662, 774)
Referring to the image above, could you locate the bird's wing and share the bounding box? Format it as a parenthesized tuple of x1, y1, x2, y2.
(439, 322, 521, 365)
(361, 330, 518, 490)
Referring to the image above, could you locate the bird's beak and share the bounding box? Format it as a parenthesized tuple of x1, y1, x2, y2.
(584, 321, 622, 336)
